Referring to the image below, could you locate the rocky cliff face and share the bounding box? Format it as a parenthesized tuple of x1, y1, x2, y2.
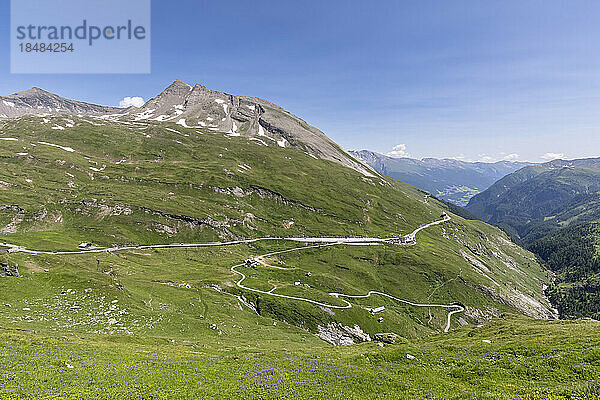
(0, 88, 125, 119)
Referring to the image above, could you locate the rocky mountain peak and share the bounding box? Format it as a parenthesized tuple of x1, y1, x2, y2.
(0, 87, 125, 119)
(0, 81, 374, 177)
(132, 81, 375, 176)
(163, 80, 194, 94)
(16, 87, 50, 96)
(172, 79, 192, 87)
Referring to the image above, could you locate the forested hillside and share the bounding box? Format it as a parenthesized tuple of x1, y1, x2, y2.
(530, 221, 600, 319)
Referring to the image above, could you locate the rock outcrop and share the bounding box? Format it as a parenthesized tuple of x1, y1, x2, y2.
(316, 323, 371, 345)
(0, 262, 20, 277)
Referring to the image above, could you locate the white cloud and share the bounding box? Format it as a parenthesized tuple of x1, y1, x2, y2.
(502, 153, 520, 161)
(477, 154, 494, 163)
(540, 152, 565, 161)
(119, 96, 145, 108)
(386, 144, 410, 158)
(475, 153, 521, 163)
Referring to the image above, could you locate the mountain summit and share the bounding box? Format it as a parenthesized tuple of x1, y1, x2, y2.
(132, 80, 373, 175)
(0, 87, 125, 119)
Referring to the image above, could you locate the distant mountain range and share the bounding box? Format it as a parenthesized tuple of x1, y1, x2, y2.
(466, 157, 600, 244)
(349, 150, 530, 206)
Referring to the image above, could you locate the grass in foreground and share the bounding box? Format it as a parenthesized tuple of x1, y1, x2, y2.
(0, 315, 599, 399)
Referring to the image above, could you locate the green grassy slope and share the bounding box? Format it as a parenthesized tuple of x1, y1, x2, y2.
(0, 114, 565, 397)
(0, 115, 552, 329)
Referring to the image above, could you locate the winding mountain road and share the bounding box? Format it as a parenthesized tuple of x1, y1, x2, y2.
(0, 215, 463, 332)
(0, 215, 451, 255)
(228, 215, 463, 333)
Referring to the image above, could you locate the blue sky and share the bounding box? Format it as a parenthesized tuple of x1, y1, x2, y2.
(1, 0, 600, 162)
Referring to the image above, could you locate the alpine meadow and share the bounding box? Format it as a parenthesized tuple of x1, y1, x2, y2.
(3, 1, 600, 399)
